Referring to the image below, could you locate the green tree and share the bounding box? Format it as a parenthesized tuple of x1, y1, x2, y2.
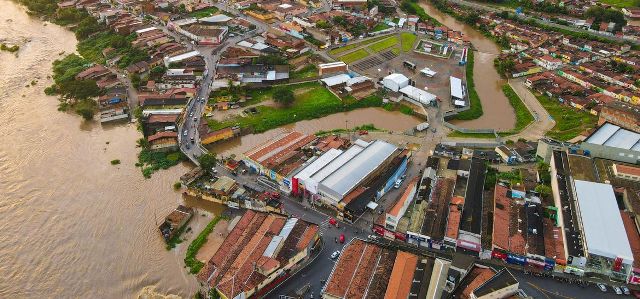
(131, 74, 142, 89)
(273, 88, 295, 106)
(535, 184, 552, 197)
(198, 153, 217, 174)
(59, 80, 100, 99)
(74, 98, 97, 120)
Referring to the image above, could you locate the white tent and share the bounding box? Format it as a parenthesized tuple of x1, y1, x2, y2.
(399, 85, 436, 105)
(383, 73, 409, 92)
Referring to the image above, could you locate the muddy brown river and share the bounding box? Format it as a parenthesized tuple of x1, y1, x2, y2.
(419, 0, 516, 131)
(0, 1, 198, 298)
(0, 2, 423, 298)
(208, 107, 423, 156)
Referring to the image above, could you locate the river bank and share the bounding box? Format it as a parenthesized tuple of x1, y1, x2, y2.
(418, 0, 517, 131)
(0, 1, 201, 297)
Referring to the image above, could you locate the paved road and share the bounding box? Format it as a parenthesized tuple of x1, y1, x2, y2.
(174, 3, 270, 165)
(512, 271, 624, 299)
(444, 0, 638, 45)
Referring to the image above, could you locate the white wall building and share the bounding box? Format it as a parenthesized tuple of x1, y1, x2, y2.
(383, 73, 410, 92)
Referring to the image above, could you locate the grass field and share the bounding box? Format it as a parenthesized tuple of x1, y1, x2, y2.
(328, 35, 391, 56)
(208, 82, 383, 133)
(502, 84, 534, 133)
(189, 7, 219, 18)
(536, 94, 598, 141)
(339, 49, 370, 64)
(598, 0, 639, 8)
(372, 23, 391, 32)
(368, 36, 399, 53)
(290, 64, 318, 79)
(401, 32, 417, 52)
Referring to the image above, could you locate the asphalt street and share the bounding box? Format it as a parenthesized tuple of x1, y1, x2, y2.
(512, 271, 627, 299)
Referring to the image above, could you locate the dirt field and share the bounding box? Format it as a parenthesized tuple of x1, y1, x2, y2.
(195, 218, 230, 262)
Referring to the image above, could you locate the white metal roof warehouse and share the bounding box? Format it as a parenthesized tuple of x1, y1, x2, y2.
(573, 180, 634, 263)
(450, 76, 464, 101)
(317, 140, 398, 203)
(307, 141, 369, 194)
(293, 148, 343, 192)
(399, 85, 436, 105)
(585, 123, 640, 152)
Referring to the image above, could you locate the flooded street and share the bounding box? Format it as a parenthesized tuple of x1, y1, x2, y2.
(0, 1, 199, 298)
(208, 107, 422, 156)
(419, 0, 516, 131)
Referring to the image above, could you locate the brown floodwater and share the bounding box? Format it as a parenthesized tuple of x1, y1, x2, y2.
(207, 107, 423, 157)
(0, 1, 206, 298)
(419, 0, 516, 131)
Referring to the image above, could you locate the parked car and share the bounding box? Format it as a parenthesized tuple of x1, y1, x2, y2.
(367, 235, 378, 240)
(597, 283, 607, 292)
(394, 179, 403, 189)
(614, 286, 622, 295)
(339, 234, 345, 243)
(620, 286, 630, 295)
(330, 250, 340, 259)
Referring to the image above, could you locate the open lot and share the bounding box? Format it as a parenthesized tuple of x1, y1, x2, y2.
(339, 49, 370, 64)
(207, 82, 383, 133)
(535, 94, 597, 141)
(368, 36, 399, 53)
(328, 34, 393, 56)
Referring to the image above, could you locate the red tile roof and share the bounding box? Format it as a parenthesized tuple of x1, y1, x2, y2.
(621, 211, 640, 268)
(384, 251, 419, 299)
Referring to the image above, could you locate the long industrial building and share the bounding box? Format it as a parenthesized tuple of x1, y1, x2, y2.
(581, 123, 640, 164)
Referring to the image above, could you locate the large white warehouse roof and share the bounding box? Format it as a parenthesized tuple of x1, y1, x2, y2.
(585, 123, 640, 152)
(318, 140, 397, 201)
(574, 180, 634, 263)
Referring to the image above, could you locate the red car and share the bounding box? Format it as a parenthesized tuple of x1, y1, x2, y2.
(339, 234, 345, 243)
(329, 218, 337, 226)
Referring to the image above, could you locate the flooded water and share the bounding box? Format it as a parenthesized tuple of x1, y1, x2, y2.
(420, 0, 516, 131)
(208, 107, 422, 156)
(0, 1, 201, 298)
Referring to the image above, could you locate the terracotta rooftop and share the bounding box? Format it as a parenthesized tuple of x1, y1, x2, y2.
(615, 164, 640, 177)
(324, 239, 385, 298)
(147, 131, 177, 142)
(454, 266, 496, 299)
(621, 211, 640, 268)
(384, 251, 419, 299)
(388, 178, 419, 217)
(492, 185, 526, 255)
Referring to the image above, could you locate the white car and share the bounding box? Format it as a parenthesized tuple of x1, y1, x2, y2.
(367, 235, 378, 240)
(597, 283, 607, 292)
(620, 286, 630, 295)
(330, 250, 340, 259)
(613, 286, 622, 295)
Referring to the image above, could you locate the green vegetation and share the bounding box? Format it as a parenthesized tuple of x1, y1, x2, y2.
(484, 167, 498, 190)
(0, 43, 19, 53)
(184, 216, 227, 274)
(173, 181, 182, 190)
(372, 22, 391, 32)
(316, 123, 381, 136)
(383, 102, 414, 115)
(208, 82, 384, 133)
(44, 55, 101, 119)
(189, 7, 219, 18)
(137, 146, 187, 178)
(368, 36, 399, 53)
(400, 32, 417, 52)
(110, 159, 121, 165)
(339, 49, 370, 64)
(253, 54, 287, 65)
(332, 16, 367, 37)
(494, 57, 515, 78)
(273, 88, 295, 106)
(586, 6, 627, 31)
(454, 51, 483, 120)
(447, 131, 497, 139)
(198, 153, 217, 174)
(535, 94, 598, 141)
(328, 35, 391, 55)
(400, 0, 441, 26)
(290, 64, 318, 79)
(78, 31, 148, 67)
(599, 0, 640, 8)
(502, 84, 534, 133)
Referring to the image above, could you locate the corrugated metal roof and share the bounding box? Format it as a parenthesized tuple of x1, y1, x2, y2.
(321, 74, 351, 87)
(310, 142, 368, 184)
(319, 140, 397, 200)
(262, 235, 284, 258)
(450, 76, 463, 99)
(574, 180, 634, 263)
(278, 218, 298, 240)
(294, 149, 343, 182)
(586, 123, 619, 145)
(603, 128, 640, 150)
